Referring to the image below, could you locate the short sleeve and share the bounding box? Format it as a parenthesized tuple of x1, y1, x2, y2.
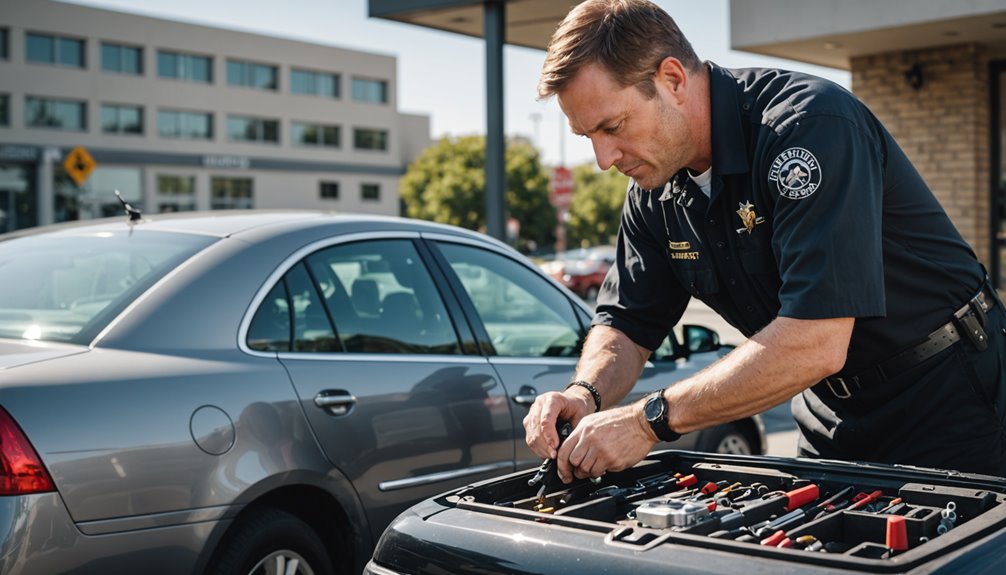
(592, 186, 690, 350)
(766, 114, 886, 320)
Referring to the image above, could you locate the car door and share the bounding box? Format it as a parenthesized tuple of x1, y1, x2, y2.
(428, 237, 595, 470)
(245, 233, 514, 541)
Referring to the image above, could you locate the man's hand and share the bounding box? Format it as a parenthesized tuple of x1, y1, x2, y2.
(523, 388, 596, 459)
(555, 404, 657, 482)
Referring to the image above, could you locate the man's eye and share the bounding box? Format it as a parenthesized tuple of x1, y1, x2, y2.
(604, 122, 622, 135)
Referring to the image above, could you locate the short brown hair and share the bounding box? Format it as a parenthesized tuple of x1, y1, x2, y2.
(538, 0, 701, 100)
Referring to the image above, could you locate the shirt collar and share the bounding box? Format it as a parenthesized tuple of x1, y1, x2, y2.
(707, 62, 750, 176)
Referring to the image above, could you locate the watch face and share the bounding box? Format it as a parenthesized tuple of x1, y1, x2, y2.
(644, 392, 665, 422)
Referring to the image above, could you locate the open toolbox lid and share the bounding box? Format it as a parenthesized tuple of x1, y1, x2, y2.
(442, 450, 1006, 573)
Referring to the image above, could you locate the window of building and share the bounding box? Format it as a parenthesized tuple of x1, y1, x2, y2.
(0, 95, 8, 127)
(26, 32, 85, 68)
(227, 59, 278, 91)
(351, 77, 387, 103)
(156, 175, 196, 213)
(211, 177, 253, 209)
(157, 50, 212, 83)
(292, 121, 340, 148)
(291, 68, 339, 98)
(353, 128, 388, 151)
(1, 29, 8, 60)
(101, 42, 143, 75)
(227, 116, 279, 144)
(320, 181, 339, 200)
(101, 104, 143, 135)
(26, 96, 86, 131)
(361, 183, 380, 202)
(158, 109, 213, 140)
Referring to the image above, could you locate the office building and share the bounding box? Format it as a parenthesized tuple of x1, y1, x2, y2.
(0, 0, 430, 232)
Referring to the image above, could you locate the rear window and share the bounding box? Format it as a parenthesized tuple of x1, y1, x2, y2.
(0, 229, 214, 343)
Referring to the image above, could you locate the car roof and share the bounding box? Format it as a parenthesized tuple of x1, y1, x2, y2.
(0, 209, 502, 246)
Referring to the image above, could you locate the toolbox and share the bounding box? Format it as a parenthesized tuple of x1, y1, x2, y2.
(367, 450, 1006, 574)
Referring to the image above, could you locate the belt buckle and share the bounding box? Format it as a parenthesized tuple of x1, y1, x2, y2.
(825, 376, 858, 399)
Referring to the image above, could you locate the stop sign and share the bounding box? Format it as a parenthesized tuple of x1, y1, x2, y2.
(550, 166, 573, 208)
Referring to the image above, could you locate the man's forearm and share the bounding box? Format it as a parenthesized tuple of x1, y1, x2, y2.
(570, 325, 651, 410)
(664, 316, 853, 434)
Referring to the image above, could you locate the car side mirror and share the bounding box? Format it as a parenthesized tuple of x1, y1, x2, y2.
(682, 324, 720, 354)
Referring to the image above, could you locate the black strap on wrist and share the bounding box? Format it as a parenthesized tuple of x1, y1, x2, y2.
(565, 380, 602, 413)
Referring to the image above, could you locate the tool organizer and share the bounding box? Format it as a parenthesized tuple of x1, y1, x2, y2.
(448, 450, 1006, 571)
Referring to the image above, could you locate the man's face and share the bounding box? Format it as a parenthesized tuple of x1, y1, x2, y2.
(557, 62, 694, 190)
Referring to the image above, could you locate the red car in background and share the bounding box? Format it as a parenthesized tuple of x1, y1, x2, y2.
(540, 245, 616, 302)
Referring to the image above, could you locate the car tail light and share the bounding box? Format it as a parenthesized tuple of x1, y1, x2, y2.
(0, 407, 55, 495)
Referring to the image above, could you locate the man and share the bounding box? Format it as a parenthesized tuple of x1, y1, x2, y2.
(524, 0, 1006, 481)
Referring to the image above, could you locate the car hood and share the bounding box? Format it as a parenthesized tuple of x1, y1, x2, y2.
(0, 339, 88, 370)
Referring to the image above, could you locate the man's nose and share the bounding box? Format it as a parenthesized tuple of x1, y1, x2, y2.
(591, 137, 621, 171)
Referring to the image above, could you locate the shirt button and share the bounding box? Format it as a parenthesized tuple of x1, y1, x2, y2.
(709, 219, 716, 226)
(746, 305, 754, 312)
(742, 102, 752, 111)
(729, 278, 737, 286)
(716, 241, 725, 249)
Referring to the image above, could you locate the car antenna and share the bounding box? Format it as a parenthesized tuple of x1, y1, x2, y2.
(114, 190, 143, 223)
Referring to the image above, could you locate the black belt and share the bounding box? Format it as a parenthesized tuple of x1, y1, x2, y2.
(818, 283, 998, 401)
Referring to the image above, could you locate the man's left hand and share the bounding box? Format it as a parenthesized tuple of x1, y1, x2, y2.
(556, 404, 657, 483)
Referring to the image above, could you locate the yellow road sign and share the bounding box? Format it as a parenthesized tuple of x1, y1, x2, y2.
(64, 146, 97, 186)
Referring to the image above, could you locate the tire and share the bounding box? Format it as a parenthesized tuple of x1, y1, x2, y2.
(695, 422, 756, 455)
(207, 507, 334, 575)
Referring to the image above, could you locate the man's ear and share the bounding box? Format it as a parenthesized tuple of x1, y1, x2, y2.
(655, 57, 688, 103)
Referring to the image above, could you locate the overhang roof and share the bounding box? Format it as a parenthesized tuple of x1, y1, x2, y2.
(368, 0, 575, 51)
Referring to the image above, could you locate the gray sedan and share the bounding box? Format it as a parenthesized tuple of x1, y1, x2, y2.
(0, 210, 763, 574)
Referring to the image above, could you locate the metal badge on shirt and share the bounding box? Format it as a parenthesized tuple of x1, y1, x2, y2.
(668, 241, 700, 260)
(768, 147, 822, 200)
(735, 201, 765, 235)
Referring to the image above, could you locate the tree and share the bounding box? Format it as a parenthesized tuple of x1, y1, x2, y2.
(564, 164, 628, 248)
(401, 135, 555, 252)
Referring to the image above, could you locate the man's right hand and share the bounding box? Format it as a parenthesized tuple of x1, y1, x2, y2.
(523, 387, 596, 459)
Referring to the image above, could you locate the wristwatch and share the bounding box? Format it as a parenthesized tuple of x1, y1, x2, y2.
(644, 389, 681, 442)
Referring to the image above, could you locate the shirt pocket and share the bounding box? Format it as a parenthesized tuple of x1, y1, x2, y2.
(669, 256, 720, 297)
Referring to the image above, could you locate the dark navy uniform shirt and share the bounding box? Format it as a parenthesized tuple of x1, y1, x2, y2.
(594, 62, 983, 382)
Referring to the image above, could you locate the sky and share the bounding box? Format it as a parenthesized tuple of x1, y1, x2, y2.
(65, 0, 850, 168)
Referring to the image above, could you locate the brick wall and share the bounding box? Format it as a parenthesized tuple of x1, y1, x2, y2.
(851, 44, 993, 281)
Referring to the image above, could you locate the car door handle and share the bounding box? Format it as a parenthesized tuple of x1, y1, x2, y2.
(314, 391, 357, 416)
(513, 385, 537, 406)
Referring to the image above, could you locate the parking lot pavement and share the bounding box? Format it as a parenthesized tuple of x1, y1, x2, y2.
(680, 299, 800, 457)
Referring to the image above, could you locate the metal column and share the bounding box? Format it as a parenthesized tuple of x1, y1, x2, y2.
(484, 0, 505, 240)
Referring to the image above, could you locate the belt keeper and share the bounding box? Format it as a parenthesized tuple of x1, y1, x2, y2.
(566, 380, 602, 412)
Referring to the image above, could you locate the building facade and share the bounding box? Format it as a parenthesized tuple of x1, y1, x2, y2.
(0, 0, 430, 232)
(729, 0, 1006, 289)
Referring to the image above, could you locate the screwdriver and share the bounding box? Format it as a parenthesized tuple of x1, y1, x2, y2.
(527, 421, 573, 506)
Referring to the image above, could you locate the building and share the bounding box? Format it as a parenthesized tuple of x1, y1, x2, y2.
(728, 0, 1006, 288)
(0, 0, 430, 232)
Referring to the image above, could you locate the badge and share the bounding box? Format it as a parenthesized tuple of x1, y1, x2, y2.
(768, 147, 822, 200)
(735, 201, 765, 235)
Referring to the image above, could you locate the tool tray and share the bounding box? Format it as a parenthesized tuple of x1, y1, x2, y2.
(445, 450, 1006, 573)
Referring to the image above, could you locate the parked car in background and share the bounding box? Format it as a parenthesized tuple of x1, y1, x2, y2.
(0, 211, 762, 574)
(540, 245, 616, 302)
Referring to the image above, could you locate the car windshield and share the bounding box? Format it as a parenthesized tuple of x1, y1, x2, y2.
(0, 229, 214, 344)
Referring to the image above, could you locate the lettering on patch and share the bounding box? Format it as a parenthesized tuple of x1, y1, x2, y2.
(668, 241, 692, 251)
(671, 252, 700, 260)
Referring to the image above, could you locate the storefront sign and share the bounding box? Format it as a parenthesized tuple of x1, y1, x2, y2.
(202, 155, 251, 169)
(0, 146, 39, 162)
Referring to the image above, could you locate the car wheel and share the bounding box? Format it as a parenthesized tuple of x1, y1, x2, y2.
(695, 422, 756, 455)
(207, 507, 334, 575)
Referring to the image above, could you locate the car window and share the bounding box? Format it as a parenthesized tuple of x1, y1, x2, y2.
(0, 230, 213, 343)
(249, 239, 461, 354)
(437, 242, 583, 358)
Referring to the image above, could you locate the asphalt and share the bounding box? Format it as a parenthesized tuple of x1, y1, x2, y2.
(680, 299, 800, 457)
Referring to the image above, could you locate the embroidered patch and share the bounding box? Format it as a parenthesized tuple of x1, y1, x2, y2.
(768, 147, 821, 200)
(668, 241, 692, 250)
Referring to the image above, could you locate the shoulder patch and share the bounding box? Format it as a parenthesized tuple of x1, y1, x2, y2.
(768, 147, 821, 200)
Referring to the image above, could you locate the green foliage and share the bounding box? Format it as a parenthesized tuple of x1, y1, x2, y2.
(400, 135, 555, 252)
(565, 164, 628, 248)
